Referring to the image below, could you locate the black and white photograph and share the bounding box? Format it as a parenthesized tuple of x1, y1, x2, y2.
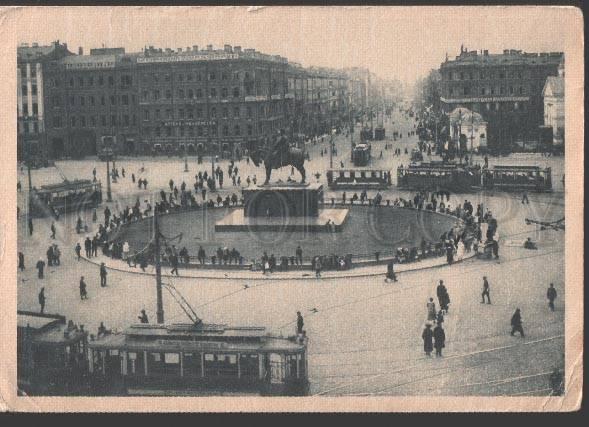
(0, 5, 583, 412)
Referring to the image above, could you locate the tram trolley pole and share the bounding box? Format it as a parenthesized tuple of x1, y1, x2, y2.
(154, 213, 165, 324)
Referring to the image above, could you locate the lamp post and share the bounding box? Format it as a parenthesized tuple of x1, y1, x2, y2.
(184, 144, 189, 172)
(154, 212, 164, 324)
(105, 158, 112, 202)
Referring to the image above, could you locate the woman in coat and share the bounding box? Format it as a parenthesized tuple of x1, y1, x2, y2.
(426, 298, 437, 321)
(422, 323, 433, 356)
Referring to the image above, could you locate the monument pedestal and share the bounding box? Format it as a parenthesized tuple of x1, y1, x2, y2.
(215, 183, 349, 232)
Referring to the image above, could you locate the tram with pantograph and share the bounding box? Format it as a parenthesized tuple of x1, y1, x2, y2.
(397, 161, 481, 192)
(28, 179, 102, 218)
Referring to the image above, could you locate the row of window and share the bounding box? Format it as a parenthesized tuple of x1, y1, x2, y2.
(142, 103, 287, 121)
(448, 85, 527, 96)
(51, 114, 137, 129)
(141, 70, 255, 84)
(19, 66, 37, 78)
(51, 93, 137, 107)
(143, 123, 255, 138)
(47, 74, 133, 88)
(141, 86, 243, 101)
(447, 69, 527, 81)
(20, 102, 39, 116)
(20, 85, 38, 96)
(18, 121, 39, 134)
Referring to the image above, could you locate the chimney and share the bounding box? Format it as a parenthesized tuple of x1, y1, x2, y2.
(63, 43, 67, 50)
(207, 44, 213, 51)
(484, 50, 488, 56)
(78, 46, 83, 55)
(234, 46, 241, 53)
(193, 45, 198, 51)
(503, 49, 509, 55)
(32, 42, 39, 47)
(224, 44, 232, 52)
(177, 47, 182, 52)
(186, 46, 191, 52)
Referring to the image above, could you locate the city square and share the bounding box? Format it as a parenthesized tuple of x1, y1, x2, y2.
(10, 6, 578, 405)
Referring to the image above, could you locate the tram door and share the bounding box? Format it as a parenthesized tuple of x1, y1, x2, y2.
(268, 353, 285, 384)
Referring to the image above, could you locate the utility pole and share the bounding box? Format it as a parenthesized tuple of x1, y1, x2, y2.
(184, 145, 189, 172)
(105, 158, 112, 202)
(154, 212, 164, 324)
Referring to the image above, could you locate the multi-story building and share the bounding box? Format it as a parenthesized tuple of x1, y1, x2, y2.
(136, 44, 291, 158)
(542, 59, 565, 146)
(44, 47, 140, 159)
(439, 46, 564, 151)
(17, 41, 73, 163)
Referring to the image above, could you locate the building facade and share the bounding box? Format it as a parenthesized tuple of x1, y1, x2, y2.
(439, 46, 564, 151)
(17, 41, 73, 163)
(542, 60, 565, 146)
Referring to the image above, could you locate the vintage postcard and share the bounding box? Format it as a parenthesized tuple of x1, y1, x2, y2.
(0, 5, 583, 412)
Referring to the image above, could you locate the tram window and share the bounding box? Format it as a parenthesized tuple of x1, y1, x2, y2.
(164, 353, 179, 364)
(239, 354, 259, 378)
(109, 349, 119, 356)
(128, 352, 137, 360)
(182, 352, 202, 377)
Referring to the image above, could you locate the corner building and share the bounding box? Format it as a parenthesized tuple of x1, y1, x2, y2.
(439, 47, 563, 151)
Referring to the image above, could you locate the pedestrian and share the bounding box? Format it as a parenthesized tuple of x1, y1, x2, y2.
(481, 276, 491, 304)
(522, 191, 529, 204)
(315, 257, 322, 278)
(433, 324, 446, 357)
(75, 243, 81, 261)
(28, 217, 33, 236)
(36, 258, 45, 279)
(170, 253, 179, 276)
(18, 252, 25, 271)
(79, 276, 88, 300)
(53, 244, 61, 266)
(510, 308, 525, 337)
(131, 173, 135, 183)
(436, 280, 447, 309)
(100, 262, 107, 287)
(297, 311, 304, 334)
(92, 236, 98, 257)
(138, 309, 149, 324)
(426, 297, 437, 321)
(547, 283, 557, 312)
(46, 245, 54, 267)
(84, 237, 92, 258)
(296, 245, 303, 265)
(422, 323, 433, 356)
(50, 222, 56, 239)
(38, 287, 46, 313)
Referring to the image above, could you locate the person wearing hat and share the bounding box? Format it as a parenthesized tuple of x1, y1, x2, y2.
(422, 323, 434, 356)
(99, 262, 108, 287)
(481, 276, 491, 304)
(426, 297, 437, 322)
(38, 287, 46, 313)
(36, 258, 45, 279)
(510, 308, 525, 337)
(138, 310, 149, 324)
(79, 276, 88, 300)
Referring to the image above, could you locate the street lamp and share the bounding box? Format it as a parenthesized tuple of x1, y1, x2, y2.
(184, 144, 189, 172)
(105, 158, 113, 202)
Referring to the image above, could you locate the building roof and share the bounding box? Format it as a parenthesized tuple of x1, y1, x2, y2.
(442, 50, 564, 69)
(17, 44, 55, 59)
(448, 107, 486, 125)
(542, 76, 564, 97)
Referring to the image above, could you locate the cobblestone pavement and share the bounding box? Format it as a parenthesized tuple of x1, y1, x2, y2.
(16, 109, 565, 396)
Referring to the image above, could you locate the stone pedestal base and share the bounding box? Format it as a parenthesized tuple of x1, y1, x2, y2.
(243, 183, 323, 218)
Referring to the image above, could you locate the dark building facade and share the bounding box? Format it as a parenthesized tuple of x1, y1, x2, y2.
(439, 47, 564, 151)
(43, 47, 140, 159)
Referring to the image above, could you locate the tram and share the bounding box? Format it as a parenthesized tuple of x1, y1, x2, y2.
(17, 311, 89, 395)
(482, 165, 552, 192)
(352, 143, 372, 166)
(88, 323, 309, 396)
(327, 168, 391, 190)
(28, 179, 102, 218)
(397, 162, 481, 192)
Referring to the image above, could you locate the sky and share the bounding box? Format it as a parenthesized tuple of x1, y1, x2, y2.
(12, 6, 577, 87)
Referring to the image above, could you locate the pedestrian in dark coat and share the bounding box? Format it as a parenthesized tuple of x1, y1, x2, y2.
(547, 284, 557, 312)
(84, 237, 92, 258)
(18, 252, 25, 271)
(426, 298, 437, 321)
(50, 222, 56, 239)
(436, 280, 447, 309)
(79, 276, 88, 300)
(91, 236, 98, 257)
(99, 263, 107, 287)
(170, 254, 179, 276)
(481, 276, 491, 304)
(422, 323, 433, 356)
(510, 308, 525, 337)
(75, 243, 81, 261)
(38, 287, 46, 313)
(28, 218, 34, 236)
(46, 245, 54, 267)
(36, 259, 45, 279)
(433, 324, 446, 357)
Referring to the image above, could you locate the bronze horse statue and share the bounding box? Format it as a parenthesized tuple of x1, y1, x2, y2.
(249, 136, 306, 185)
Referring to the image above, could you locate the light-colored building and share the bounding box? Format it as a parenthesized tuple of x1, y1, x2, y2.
(542, 60, 564, 146)
(448, 107, 488, 152)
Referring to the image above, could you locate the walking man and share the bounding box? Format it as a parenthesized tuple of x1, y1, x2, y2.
(315, 257, 322, 278)
(422, 323, 433, 356)
(38, 287, 46, 313)
(18, 252, 25, 271)
(481, 276, 491, 304)
(50, 222, 56, 239)
(79, 276, 88, 300)
(547, 283, 557, 312)
(433, 324, 446, 357)
(170, 253, 179, 276)
(36, 258, 45, 279)
(522, 191, 529, 204)
(28, 217, 33, 236)
(436, 280, 447, 310)
(296, 246, 303, 265)
(297, 311, 304, 334)
(510, 308, 525, 337)
(84, 237, 92, 258)
(75, 243, 81, 261)
(99, 262, 107, 287)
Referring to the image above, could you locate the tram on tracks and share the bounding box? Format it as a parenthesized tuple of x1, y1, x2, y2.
(481, 165, 552, 192)
(28, 179, 102, 218)
(397, 161, 481, 192)
(327, 168, 392, 190)
(88, 323, 309, 396)
(17, 311, 89, 395)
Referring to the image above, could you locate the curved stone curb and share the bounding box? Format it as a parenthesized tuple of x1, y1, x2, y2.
(80, 248, 477, 281)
